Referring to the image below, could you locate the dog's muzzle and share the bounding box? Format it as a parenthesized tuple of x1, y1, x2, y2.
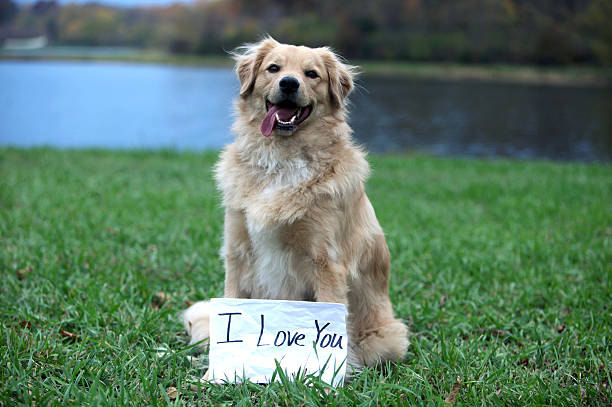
(260, 94, 313, 137)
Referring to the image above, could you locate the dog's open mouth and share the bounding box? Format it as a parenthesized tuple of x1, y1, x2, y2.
(261, 99, 312, 137)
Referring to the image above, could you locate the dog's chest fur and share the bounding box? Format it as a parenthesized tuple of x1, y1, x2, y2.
(246, 221, 297, 299)
(243, 158, 314, 300)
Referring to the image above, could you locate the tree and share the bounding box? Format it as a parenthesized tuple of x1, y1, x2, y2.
(0, 0, 17, 24)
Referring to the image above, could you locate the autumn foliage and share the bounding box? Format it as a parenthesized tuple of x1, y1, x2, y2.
(1, 0, 611, 65)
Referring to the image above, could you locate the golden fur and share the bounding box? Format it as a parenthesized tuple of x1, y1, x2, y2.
(183, 38, 408, 370)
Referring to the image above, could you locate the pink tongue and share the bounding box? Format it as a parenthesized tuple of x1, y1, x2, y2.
(260, 105, 299, 137)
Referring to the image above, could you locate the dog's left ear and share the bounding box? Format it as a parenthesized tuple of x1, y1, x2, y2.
(319, 48, 356, 109)
(233, 37, 279, 98)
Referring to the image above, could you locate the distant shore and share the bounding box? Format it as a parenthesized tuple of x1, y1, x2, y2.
(1, 49, 611, 87)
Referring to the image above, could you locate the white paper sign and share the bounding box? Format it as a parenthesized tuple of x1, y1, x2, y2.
(208, 298, 348, 386)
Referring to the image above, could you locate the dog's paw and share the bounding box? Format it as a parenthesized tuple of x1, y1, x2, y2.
(183, 301, 211, 349)
(358, 319, 409, 366)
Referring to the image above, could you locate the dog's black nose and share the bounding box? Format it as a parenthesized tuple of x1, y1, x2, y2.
(279, 76, 299, 94)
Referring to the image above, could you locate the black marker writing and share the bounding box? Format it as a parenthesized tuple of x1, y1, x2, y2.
(314, 319, 343, 349)
(257, 314, 269, 347)
(288, 332, 305, 346)
(273, 330, 306, 347)
(216, 312, 243, 344)
(314, 320, 330, 344)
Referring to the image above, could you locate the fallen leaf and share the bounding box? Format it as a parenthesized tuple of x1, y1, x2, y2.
(152, 292, 172, 310)
(59, 330, 79, 340)
(444, 376, 462, 405)
(166, 386, 178, 400)
(17, 266, 33, 280)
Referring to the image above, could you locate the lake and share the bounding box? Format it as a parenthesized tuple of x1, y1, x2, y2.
(1, 60, 610, 161)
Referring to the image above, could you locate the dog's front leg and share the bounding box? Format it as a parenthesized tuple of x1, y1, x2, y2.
(183, 208, 252, 349)
(312, 260, 364, 372)
(314, 260, 348, 304)
(222, 208, 252, 298)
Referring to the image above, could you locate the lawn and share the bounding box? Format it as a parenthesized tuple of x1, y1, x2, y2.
(1, 148, 610, 405)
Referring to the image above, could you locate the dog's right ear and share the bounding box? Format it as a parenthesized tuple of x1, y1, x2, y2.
(232, 37, 279, 98)
(319, 47, 357, 110)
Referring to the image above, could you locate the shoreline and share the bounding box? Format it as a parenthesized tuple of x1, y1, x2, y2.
(1, 51, 610, 87)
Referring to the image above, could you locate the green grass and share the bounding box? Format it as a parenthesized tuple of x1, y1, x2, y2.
(1, 148, 610, 405)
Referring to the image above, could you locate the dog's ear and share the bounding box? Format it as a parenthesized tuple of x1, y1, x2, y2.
(320, 48, 356, 109)
(232, 37, 279, 98)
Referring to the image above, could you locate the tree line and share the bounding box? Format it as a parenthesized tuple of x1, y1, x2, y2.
(1, 0, 611, 65)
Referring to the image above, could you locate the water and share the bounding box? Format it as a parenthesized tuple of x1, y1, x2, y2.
(1, 60, 610, 161)
(351, 76, 612, 161)
(0, 60, 236, 149)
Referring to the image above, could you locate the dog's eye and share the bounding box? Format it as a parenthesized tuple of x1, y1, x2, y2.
(305, 70, 319, 79)
(267, 64, 280, 73)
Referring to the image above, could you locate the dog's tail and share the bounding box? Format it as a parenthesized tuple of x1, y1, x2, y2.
(183, 300, 211, 349)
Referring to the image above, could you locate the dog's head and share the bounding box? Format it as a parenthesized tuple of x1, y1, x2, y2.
(233, 37, 356, 137)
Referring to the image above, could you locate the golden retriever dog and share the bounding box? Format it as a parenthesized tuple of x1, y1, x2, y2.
(184, 37, 408, 371)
